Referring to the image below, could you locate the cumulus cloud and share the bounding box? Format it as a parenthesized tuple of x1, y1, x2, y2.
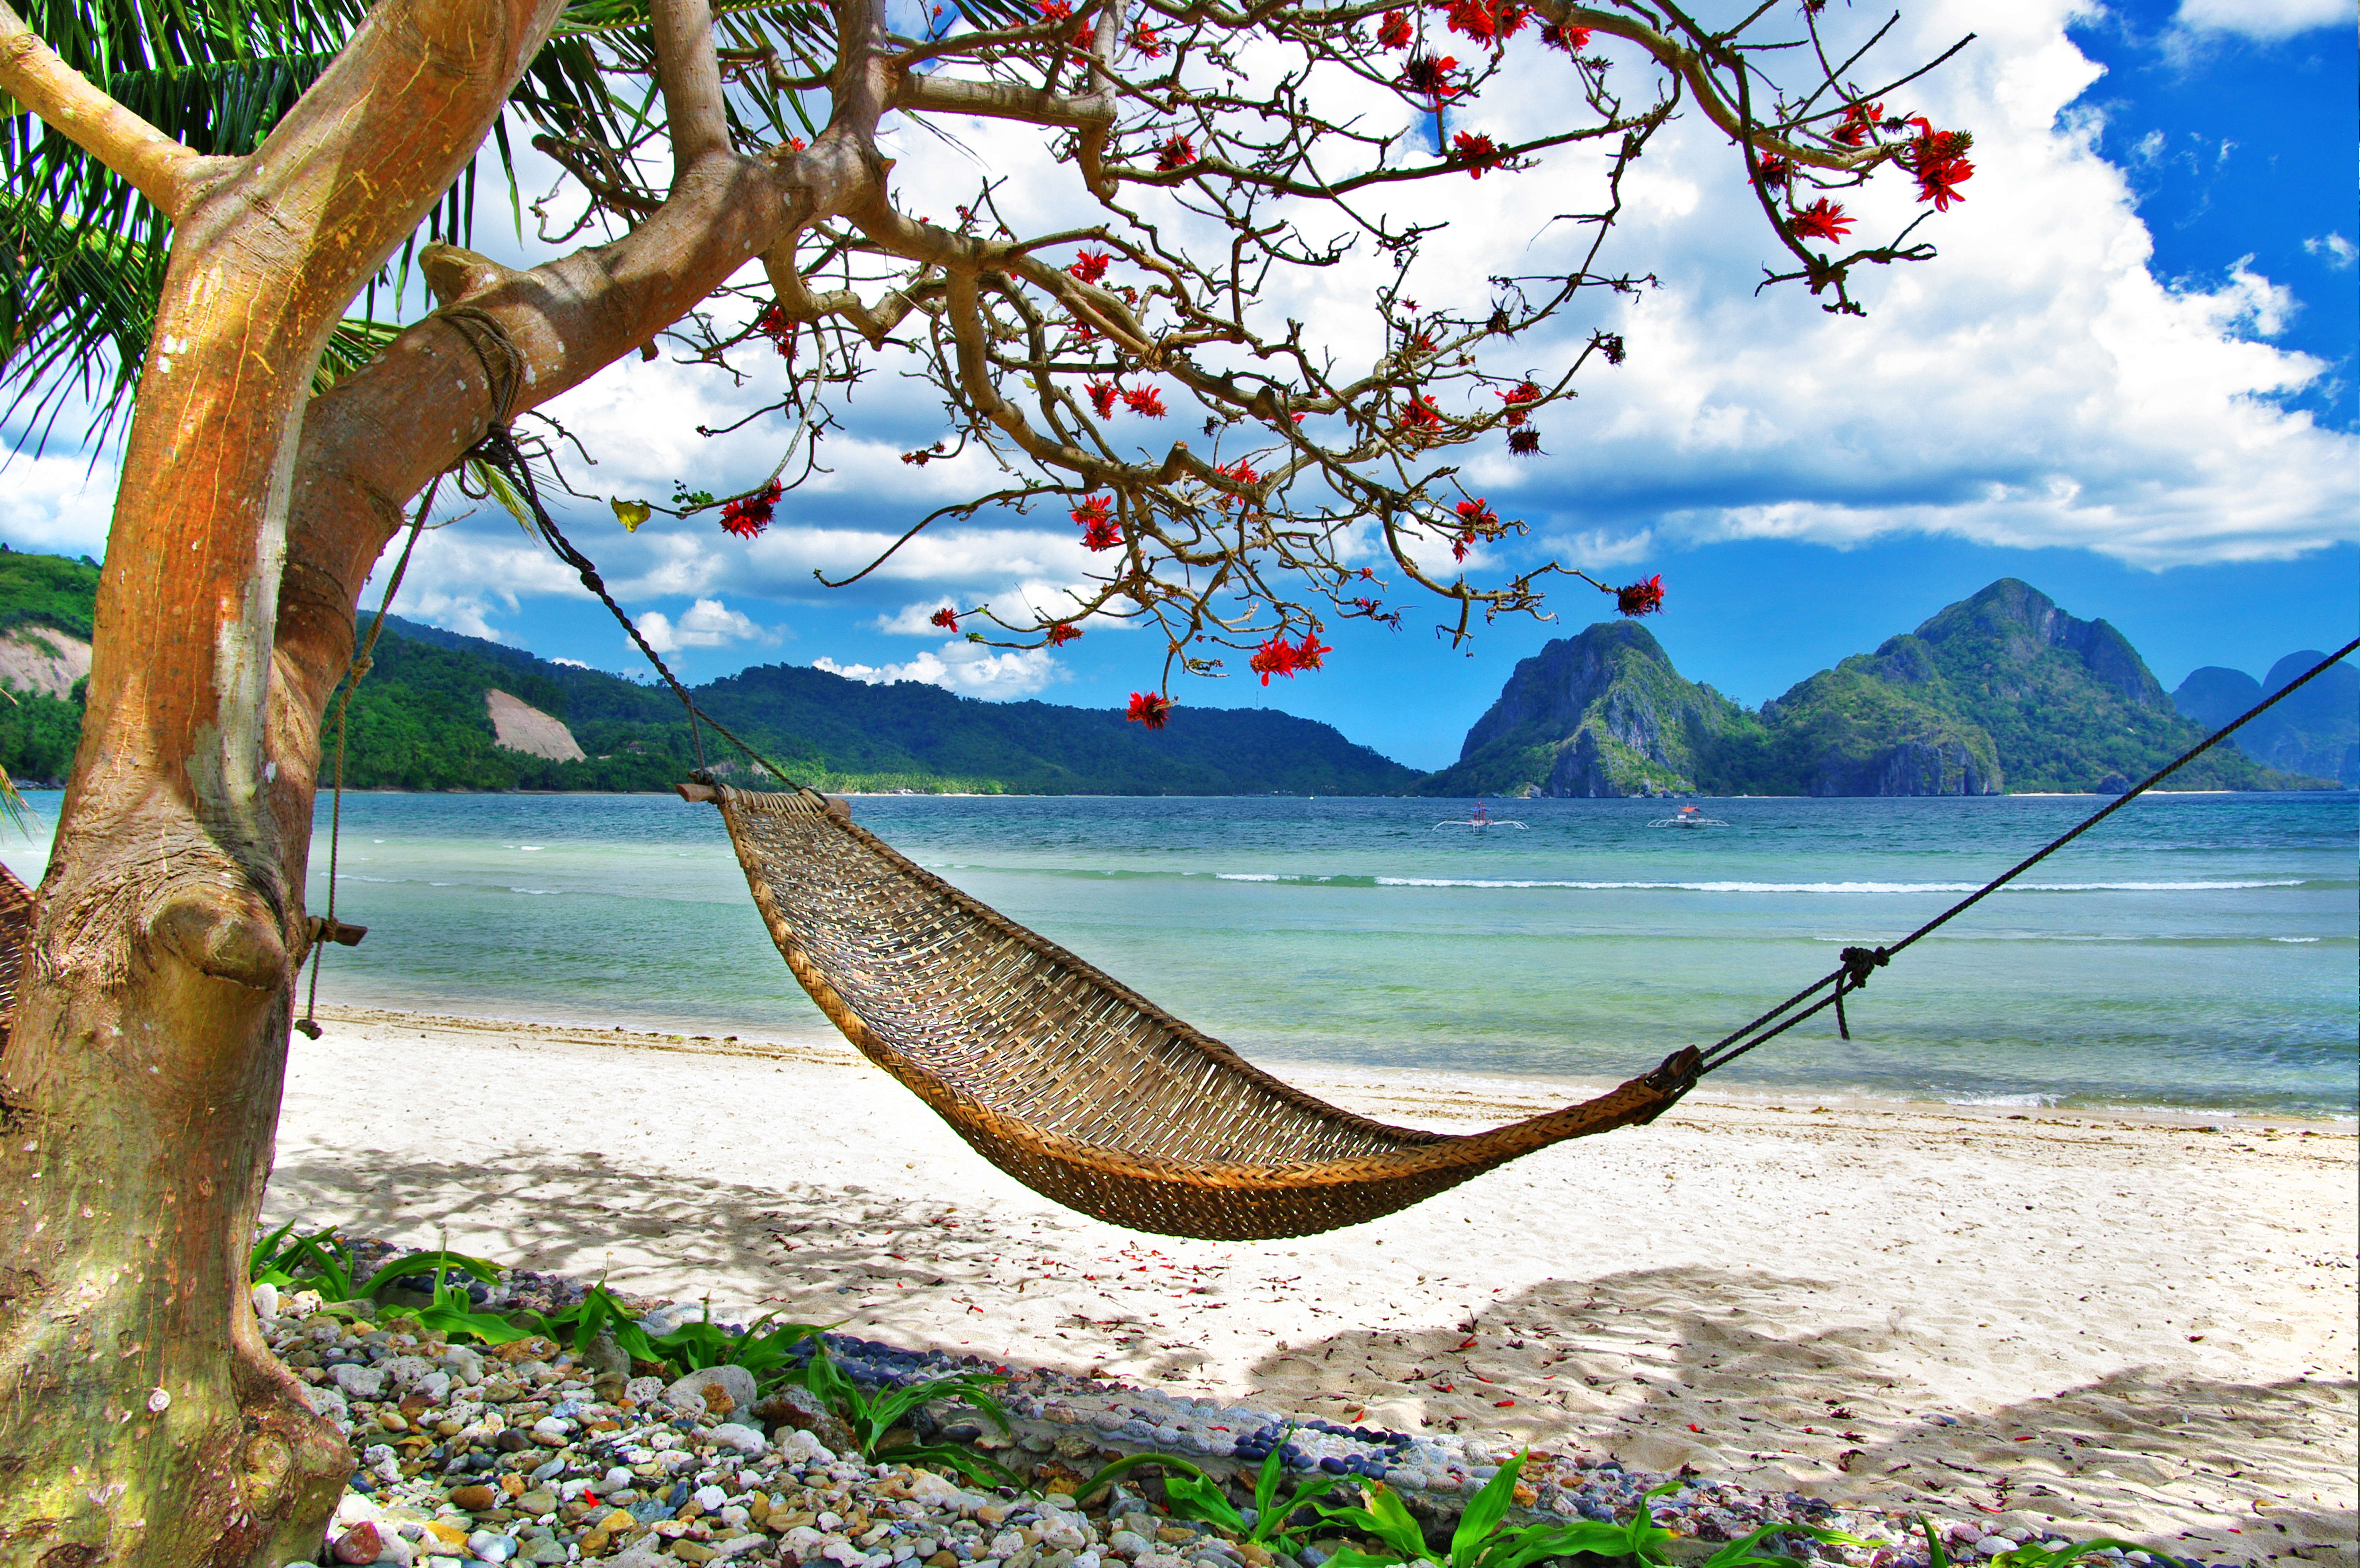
(814, 640, 1067, 699)
(2, 453, 119, 557)
(2173, 0, 2354, 41)
(635, 598, 774, 655)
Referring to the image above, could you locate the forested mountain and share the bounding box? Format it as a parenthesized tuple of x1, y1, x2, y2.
(2173, 653, 2357, 786)
(0, 556, 1418, 794)
(1426, 580, 2339, 798)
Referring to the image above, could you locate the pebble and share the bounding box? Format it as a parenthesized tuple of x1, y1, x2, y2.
(278, 1231, 2210, 1568)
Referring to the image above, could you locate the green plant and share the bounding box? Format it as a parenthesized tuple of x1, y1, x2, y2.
(1697, 1520, 1875, 1568)
(1161, 1430, 1349, 1549)
(247, 1224, 362, 1303)
(785, 1339, 1019, 1488)
(1917, 1519, 2152, 1568)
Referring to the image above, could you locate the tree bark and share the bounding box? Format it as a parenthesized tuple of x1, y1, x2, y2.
(0, 0, 568, 1556)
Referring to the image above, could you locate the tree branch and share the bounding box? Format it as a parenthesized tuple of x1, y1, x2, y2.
(896, 73, 1114, 131)
(653, 0, 733, 175)
(0, 0, 213, 216)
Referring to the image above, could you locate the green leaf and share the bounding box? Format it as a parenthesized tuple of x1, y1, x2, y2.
(358, 1248, 500, 1302)
(1162, 1470, 1247, 1536)
(1449, 1455, 1525, 1568)
(1324, 1549, 1420, 1568)
(1068, 1452, 1201, 1509)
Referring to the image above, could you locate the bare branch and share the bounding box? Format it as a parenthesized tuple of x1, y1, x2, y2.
(0, 0, 219, 216)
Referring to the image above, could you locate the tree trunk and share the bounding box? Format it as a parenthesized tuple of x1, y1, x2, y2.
(0, 0, 569, 1556)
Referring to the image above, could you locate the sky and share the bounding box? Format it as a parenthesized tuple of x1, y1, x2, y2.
(6, 0, 2356, 771)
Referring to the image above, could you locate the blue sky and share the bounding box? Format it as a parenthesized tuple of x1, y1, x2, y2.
(7, 0, 2356, 772)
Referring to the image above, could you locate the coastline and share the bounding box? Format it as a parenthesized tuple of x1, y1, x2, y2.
(268, 1005, 2357, 1564)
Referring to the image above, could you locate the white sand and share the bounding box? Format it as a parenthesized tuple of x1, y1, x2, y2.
(267, 1007, 2357, 1565)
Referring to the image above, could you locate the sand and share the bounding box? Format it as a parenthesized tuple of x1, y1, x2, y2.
(265, 1006, 2357, 1566)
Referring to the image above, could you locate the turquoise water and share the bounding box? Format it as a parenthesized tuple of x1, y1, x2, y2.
(4, 790, 2354, 1116)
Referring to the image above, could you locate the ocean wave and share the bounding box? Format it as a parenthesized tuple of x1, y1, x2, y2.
(1369, 876, 2314, 893)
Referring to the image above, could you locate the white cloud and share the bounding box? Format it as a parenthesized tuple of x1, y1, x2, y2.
(2305, 232, 2358, 270)
(814, 640, 1067, 699)
(2173, 0, 2354, 41)
(635, 598, 773, 654)
(0, 453, 120, 557)
(874, 599, 963, 635)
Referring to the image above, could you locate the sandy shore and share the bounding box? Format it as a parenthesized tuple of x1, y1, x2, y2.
(267, 1007, 2356, 1566)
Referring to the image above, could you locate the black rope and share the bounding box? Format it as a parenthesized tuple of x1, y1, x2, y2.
(1691, 633, 2360, 1079)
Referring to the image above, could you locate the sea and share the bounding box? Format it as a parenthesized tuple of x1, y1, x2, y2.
(3, 789, 2353, 1118)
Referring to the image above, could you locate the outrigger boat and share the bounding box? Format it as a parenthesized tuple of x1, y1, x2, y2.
(1435, 800, 1528, 831)
(1650, 804, 1730, 828)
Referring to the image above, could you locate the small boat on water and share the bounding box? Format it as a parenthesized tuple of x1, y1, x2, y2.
(1435, 800, 1528, 831)
(1650, 804, 1730, 828)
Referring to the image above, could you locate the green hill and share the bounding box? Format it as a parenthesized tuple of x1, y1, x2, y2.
(2174, 653, 2357, 787)
(0, 557, 1420, 794)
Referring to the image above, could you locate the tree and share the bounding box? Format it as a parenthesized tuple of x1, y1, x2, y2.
(0, 0, 1970, 1553)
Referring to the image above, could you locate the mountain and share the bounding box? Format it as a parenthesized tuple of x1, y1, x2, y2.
(1431, 579, 2339, 798)
(2173, 653, 2358, 787)
(1418, 621, 1764, 797)
(0, 557, 1419, 794)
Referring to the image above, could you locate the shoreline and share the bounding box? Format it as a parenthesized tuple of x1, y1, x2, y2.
(296, 1003, 2360, 1128)
(268, 1006, 2357, 1564)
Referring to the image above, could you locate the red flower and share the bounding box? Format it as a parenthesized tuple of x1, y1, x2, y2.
(1068, 248, 1111, 283)
(1377, 9, 1412, 48)
(1791, 198, 1852, 241)
(1129, 25, 1164, 55)
(1454, 498, 1497, 529)
(1902, 120, 1975, 211)
(1073, 492, 1120, 551)
(757, 304, 796, 361)
(1038, 0, 1070, 16)
(718, 480, 782, 538)
(1085, 379, 1120, 419)
(1045, 621, 1082, 646)
(1398, 394, 1444, 432)
(1399, 55, 1461, 100)
(1507, 427, 1542, 455)
(1157, 135, 1195, 171)
(1126, 691, 1174, 728)
(1755, 154, 1792, 188)
(1833, 100, 1883, 148)
(1249, 633, 1302, 685)
(1615, 573, 1664, 616)
(1444, 0, 1495, 43)
(1497, 380, 1540, 424)
(1539, 19, 1589, 50)
(1214, 457, 1259, 508)
(1121, 385, 1168, 418)
(1293, 629, 1331, 672)
(1451, 131, 1505, 178)
(931, 606, 961, 630)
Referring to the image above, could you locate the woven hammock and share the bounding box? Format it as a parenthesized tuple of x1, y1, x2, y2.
(688, 780, 1697, 1241)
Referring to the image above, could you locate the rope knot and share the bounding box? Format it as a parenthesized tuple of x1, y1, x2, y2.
(1838, 945, 1889, 990)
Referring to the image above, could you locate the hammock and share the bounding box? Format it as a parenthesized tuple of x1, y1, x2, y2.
(687, 780, 1697, 1240)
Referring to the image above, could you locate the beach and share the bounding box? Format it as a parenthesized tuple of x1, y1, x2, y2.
(266, 1006, 2358, 1566)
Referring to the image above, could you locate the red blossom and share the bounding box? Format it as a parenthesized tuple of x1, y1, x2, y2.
(1497, 380, 1540, 423)
(1293, 628, 1332, 672)
(1073, 493, 1120, 551)
(1615, 573, 1665, 616)
(718, 480, 782, 538)
(1399, 54, 1462, 100)
(1249, 633, 1301, 685)
(1451, 131, 1505, 178)
(1443, 0, 1494, 43)
(1068, 248, 1111, 283)
(1377, 9, 1412, 48)
(1081, 517, 1120, 550)
(1157, 134, 1195, 171)
(1791, 198, 1853, 241)
(1086, 379, 1120, 419)
(1833, 100, 1883, 148)
(756, 304, 796, 361)
(1902, 119, 1975, 211)
(1507, 427, 1542, 455)
(1451, 498, 1497, 562)
(1038, 0, 1070, 16)
(1121, 385, 1168, 418)
(1126, 691, 1175, 728)
(1398, 394, 1444, 432)
(1045, 621, 1083, 646)
(1129, 25, 1164, 55)
(1538, 19, 1589, 50)
(931, 607, 961, 630)
(1755, 154, 1792, 188)
(1214, 457, 1259, 508)
(1071, 493, 1113, 527)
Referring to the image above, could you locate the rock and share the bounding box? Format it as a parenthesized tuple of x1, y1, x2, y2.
(251, 1281, 280, 1321)
(332, 1363, 389, 1400)
(588, 1330, 635, 1380)
(333, 1522, 386, 1564)
(302, 1384, 351, 1424)
(523, 1544, 569, 1565)
(696, 1483, 732, 1512)
(712, 1422, 769, 1455)
(1976, 1541, 2015, 1558)
(626, 1374, 669, 1405)
(448, 1483, 499, 1512)
(756, 1384, 859, 1455)
(667, 1364, 759, 1419)
(1109, 1532, 1151, 1559)
(672, 1542, 722, 1564)
(422, 1520, 472, 1550)
(442, 1345, 486, 1385)
(717, 1538, 770, 1560)
(531, 1415, 571, 1442)
(515, 1488, 559, 1516)
(468, 1530, 517, 1562)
